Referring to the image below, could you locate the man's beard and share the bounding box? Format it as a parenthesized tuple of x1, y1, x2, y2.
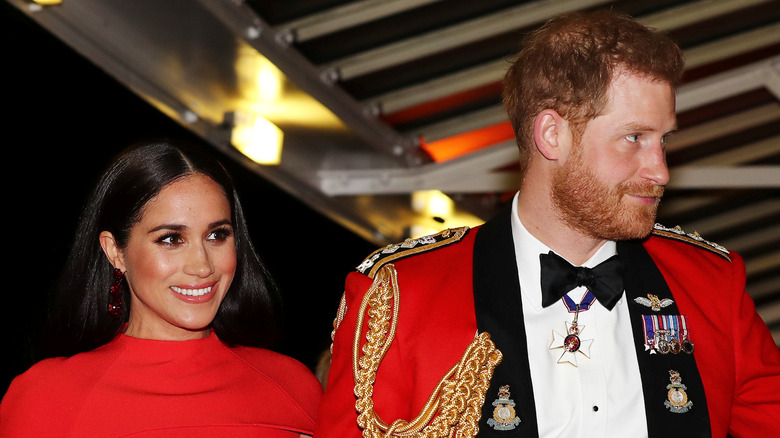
(551, 146, 664, 241)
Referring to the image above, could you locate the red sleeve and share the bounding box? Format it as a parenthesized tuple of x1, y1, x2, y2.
(314, 272, 374, 438)
(724, 252, 780, 435)
(0, 358, 79, 436)
(645, 237, 780, 435)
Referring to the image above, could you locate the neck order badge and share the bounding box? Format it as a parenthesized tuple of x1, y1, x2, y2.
(549, 292, 597, 366)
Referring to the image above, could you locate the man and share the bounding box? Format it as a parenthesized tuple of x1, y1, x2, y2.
(315, 10, 780, 437)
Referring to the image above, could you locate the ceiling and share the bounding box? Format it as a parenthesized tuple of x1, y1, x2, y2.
(8, 0, 779, 342)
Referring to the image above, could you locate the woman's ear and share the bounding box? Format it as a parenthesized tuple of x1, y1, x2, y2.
(99, 231, 126, 272)
(533, 109, 570, 161)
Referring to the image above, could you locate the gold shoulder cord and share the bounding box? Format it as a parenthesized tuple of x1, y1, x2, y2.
(352, 264, 503, 437)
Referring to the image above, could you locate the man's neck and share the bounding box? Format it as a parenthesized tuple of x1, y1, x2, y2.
(516, 186, 608, 266)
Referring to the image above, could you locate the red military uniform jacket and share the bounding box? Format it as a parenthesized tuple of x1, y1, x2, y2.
(315, 207, 780, 437)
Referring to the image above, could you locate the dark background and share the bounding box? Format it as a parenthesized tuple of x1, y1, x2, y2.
(1, 2, 375, 397)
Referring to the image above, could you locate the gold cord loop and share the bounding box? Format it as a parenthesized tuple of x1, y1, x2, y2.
(352, 264, 502, 437)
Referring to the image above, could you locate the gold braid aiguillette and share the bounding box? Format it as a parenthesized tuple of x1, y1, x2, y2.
(352, 264, 503, 437)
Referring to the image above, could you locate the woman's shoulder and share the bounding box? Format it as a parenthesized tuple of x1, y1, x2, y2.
(4, 343, 118, 396)
(227, 345, 323, 415)
(0, 354, 101, 435)
(228, 345, 323, 388)
(5, 356, 69, 398)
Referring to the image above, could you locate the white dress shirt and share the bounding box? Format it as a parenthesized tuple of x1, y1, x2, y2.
(509, 193, 647, 437)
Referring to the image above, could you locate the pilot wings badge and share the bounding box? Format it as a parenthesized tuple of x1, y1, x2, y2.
(634, 293, 674, 312)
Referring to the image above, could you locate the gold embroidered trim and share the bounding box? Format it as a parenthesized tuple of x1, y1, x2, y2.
(357, 227, 470, 278)
(330, 292, 348, 354)
(652, 224, 730, 262)
(353, 264, 502, 437)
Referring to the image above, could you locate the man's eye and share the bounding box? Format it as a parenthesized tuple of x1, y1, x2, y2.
(625, 134, 639, 143)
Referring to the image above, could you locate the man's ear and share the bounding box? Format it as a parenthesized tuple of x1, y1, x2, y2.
(533, 109, 570, 161)
(99, 231, 126, 272)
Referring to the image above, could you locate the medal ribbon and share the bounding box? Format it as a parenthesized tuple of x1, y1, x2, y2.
(642, 314, 690, 352)
(561, 290, 597, 313)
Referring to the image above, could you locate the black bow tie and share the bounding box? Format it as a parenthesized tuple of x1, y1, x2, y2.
(539, 251, 624, 310)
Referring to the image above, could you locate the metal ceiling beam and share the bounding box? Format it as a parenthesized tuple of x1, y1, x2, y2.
(659, 194, 726, 217)
(321, 55, 780, 197)
(678, 56, 780, 112)
(747, 275, 780, 299)
(746, 249, 780, 277)
(406, 56, 780, 145)
(676, 198, 780, 236)
(368, 59, 507, 115)
(757, 301, 780, 327)
(638, 0, 773, 31)
(319, 140, 520, 195)
(668, 166, 780, 189)
(321, 162, 780, 195)
(411, 106, 507, 142)
(719, 223, 780, 255)
(668, 103, 780, 152)
(324, 0, 612, 81)
(197, 0, 423, 164)
(684, 22, 780, 70)
(366, 0, 776, 115)
(276, 0, 443, 43)
(688, 135, 780, 166)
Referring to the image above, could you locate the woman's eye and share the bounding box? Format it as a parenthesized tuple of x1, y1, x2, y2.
(625, 134, 639, 143)
(156, 234, 183, 246)
(207, 227, 233, 242)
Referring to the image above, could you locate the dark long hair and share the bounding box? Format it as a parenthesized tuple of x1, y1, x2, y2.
(43, 140, 280, 357)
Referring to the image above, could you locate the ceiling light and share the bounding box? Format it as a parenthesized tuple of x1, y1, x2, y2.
(229, 112, 283, 165)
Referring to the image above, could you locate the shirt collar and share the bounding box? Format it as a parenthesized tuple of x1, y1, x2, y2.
(510, 192, 618, 311)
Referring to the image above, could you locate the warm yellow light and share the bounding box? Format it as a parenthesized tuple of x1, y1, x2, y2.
(412, 190, 454, 218)
(256, 62, 283, 102)
(235, 47, 283, 103)
(33, 0, 62, 4)
(409, 190, 484, 239)
(231, 114, 283, 165)
(231, 42, 346, 131)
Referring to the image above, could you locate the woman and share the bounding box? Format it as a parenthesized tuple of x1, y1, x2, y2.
(0, 140, 322, 437)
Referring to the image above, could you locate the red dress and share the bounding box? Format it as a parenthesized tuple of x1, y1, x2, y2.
(0, 332, 322, 437)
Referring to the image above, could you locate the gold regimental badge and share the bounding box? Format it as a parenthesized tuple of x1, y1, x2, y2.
(487, 385, 521, 431)
(664, 370, 693, 413)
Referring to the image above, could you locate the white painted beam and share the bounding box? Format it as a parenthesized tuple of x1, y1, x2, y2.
(278, 0, 443, 43)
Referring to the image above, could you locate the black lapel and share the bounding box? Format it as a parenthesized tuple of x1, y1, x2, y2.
(618, 240, 711, 437)
(474, 205, 539, 437)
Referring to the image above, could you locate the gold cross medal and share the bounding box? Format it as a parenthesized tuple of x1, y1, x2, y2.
(487, 385, 521, 430)
(549, 320, 593, 366)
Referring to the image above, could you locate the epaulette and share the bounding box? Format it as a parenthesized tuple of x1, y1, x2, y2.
(356, 226, 470, 278)
(652, 224, 730, 262)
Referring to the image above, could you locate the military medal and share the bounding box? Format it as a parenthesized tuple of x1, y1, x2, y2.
(641, 314, 694, 354)
(681, 337, 695, 354)
(550, 291, 595, 366)
(664, 370, 693, 413)
(487, 385, 521, 430)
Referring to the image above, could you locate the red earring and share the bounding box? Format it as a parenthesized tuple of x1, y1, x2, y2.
(108, 268, 124, 319)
